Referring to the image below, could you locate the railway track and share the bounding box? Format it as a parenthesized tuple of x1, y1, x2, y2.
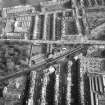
(0, 45, 85, 82)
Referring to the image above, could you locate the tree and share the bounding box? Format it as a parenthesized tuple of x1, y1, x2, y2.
(19, 0, 27, 5)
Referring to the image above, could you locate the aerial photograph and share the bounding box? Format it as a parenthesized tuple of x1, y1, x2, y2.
(0, 0, 105, 105)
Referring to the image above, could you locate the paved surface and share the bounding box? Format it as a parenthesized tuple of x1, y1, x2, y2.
(0, 0, 46, 8)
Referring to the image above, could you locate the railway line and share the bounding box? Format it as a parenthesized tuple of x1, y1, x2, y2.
(0, 45, 85, 82)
